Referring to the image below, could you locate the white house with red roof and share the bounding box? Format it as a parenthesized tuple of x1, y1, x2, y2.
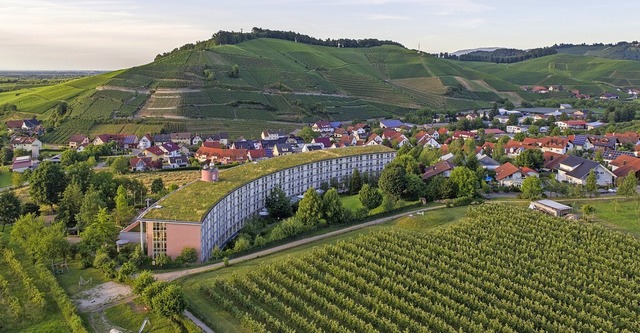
(312, 121, 334, 133)
(495, 162, 538, 187)
(11, 137, 42, 158)
(138, 134, 153, 150)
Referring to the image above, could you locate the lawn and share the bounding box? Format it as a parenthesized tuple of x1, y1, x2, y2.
(0, 167, 11, 188)
(104, 300, 201, 333)
(340, 192, 420, 215)
(54, 257, 108, 297)
(178, 205, 466, 333)
(570, 198, 640, 238)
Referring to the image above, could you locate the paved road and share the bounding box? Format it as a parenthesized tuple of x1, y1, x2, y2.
(155, 205, 446, 282)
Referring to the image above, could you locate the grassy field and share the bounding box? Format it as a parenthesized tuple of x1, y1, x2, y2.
(179, 205, 468, 333)
(104, 300, 201, 333)
(0, 166, 11, 188)
(569, 198, 640, 238)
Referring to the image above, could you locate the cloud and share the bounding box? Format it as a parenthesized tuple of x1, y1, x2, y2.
(366, 14, 410, 21)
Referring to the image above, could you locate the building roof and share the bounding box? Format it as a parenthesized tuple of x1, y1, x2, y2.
(170, 132, 191, 140)
(141, 145, 395, 222)
(145, 146, 165, 156)
(572, 135, 588, 146)
(68, 134, 88, 144)
(602, 150, 635, 161)
(6, 120, 24, 129)
(312, 137, 332, 148)
(478, 154, 500, 168)
(560, 156, 601, 179)
(495, 162, 520, 181)
(422, 160, 454, 180)
(11, 136, 38, 145)
(534, 200, 572, 211)
(380, 119, 404, 128)
(130, 157, 153, 168)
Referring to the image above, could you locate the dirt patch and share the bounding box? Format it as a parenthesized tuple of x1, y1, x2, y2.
(74, 281, 133, 312)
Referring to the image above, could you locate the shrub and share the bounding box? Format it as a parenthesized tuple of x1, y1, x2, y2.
(154, 253, 172, 267)
(133, 271, 156, 295)
(117, 261, 137, 282)
(177, 247, 198, 264)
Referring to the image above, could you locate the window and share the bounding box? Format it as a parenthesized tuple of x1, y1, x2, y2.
(152, 223, 167, 258)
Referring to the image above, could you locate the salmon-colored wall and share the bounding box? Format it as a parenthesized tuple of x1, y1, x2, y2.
(166, 223, 202, 260)
(145, 221, 154, 257)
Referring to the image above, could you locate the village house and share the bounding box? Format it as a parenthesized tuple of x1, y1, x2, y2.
(195, 147, 248, 164)
(152, 134, 172, 146)
(68, 135, 89, 149)
(12, 155, 38, 173)
(554, 120, 586, 130)
(422, 160, 455, 180)
(495, 162, 539, 187)
(247, 149, 268, 161)
(537, 137, 574, 155)
(552, 155, 616, 186)
(191, 134, 203, 146)
(138, 134, 153, 150)
(273, 143, 294, 156)
(170, 132, 192, 145)
(379, 119, 405, 130)
(11, 137, 42, 158)
(311, 137, 332, 149)
(261, 130, 287, 140)
(129, 157, 154, 172)
(311, 121, 334, 134)
(144, 146, 166, 161)
(302, 144, 324, 152)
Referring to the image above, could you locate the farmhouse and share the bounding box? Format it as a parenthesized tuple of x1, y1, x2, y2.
(135, 146, 396, 261)
(11, 137, 42, 158)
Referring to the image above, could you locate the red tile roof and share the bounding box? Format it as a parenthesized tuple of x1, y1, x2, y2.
(495, 162, 520, 181)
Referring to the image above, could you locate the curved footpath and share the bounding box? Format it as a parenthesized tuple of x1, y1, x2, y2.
(155, 205, 446, 282)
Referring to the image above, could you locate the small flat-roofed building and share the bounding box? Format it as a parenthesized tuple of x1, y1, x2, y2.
(529, 200, 573, 217)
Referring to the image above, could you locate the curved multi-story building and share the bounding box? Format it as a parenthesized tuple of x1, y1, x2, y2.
(138, 145, 396, 261)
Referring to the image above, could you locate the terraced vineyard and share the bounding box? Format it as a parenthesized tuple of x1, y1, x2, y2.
(200, 205, 640, 332)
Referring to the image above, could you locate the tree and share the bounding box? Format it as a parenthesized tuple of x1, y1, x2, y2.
(151, 178, 165, 194)
(66, 161, 94, 192)
(617, 174, 637, 197)
(1, 147, 13, 165)
(504, 100, 515, 110)
(513, 132, 526, 141)
(110, 156, 129, 174)
(177, 247, 198, 263)
(390, 154, 420, 175)
(60, 149, 83, 167)
(114, 185, 135, 227)
(0, 191, 21, 231)
(449, 166, 478, 198)
(379, 165, 407, 199)
(349, 169, 363, 194)
(521, 176, 543, 200)
(29, 161, 67, 209)
(265, 186, 292, 219)
(322, 188, 348, 224)
(56, 182, 83, 228)
(11, 214, 68, 261)
(405, 173, 427, 200)
(76, 186, 106, 233)
(297, 126, 319, 142)
(585, 170, 598, 197)
(515, 149, 544, 170)
(359, 184, 382, 210)
(296, 188, 323, 226)
(82, 207, 119, 250)
(228, 64, 240, 78)
(581, 204, 595, 222)
(152, 284, 186, 320)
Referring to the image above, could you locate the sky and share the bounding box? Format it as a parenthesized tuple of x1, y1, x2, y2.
(1, 0, 639, 70)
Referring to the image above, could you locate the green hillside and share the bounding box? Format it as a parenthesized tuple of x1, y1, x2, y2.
(556, 43, 640, 61)
(2, 37, 640, 144)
